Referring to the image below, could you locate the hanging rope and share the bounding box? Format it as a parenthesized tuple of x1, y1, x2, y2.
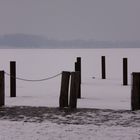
(4, 71, 62, 82)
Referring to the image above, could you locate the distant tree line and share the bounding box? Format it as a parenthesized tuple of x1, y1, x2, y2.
(0, 34, 140, 49)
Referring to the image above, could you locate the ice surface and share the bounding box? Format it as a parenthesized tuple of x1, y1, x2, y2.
(0, 48, 138, 109)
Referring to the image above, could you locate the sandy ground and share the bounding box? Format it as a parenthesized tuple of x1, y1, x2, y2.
(0, 106, 138, 126)
(0, 106, 140, 140)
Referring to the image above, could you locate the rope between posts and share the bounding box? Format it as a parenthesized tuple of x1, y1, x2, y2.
(4, 71, 62, 82)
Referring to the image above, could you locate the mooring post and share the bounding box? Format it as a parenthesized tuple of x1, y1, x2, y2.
(10, 61, 16, 97)
(101, 56, 106, 79)
(59, 71, 71, 108)
(75, 61, 81, 98)
(0, 71, 5, 106)
(123, 58, 128, 86)
(131, 72, 140, 111)
(76, 57, 81, 98)
(77, 57, 81, 83)
(69, 72, 80, 109)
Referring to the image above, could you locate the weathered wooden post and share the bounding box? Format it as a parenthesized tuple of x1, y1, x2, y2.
(76, 57, 81, 98)
(59, 71, 71, 108)
(77, 57, 81, 83)
(123, 58, 128, 85)
(75, 61, 81, 98)
(0, 71, 5, 106)
(131, 72, 140, 110)
(10, 61, 16, 97)
(101, 56, 106, 79)
(69, 72, 80, 109)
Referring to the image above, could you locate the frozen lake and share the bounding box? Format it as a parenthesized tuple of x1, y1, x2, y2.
(0, 48, 140, 110)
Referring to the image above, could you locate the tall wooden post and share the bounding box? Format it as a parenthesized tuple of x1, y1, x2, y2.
(75, 61, 81, 98)
(131, 73, 140, 110)
(123, 58, 128, 85)
(77, 57, 81, 83)
(59, 71, 71, 108)
(0, 71, 5, 106)
(76, 57, 81, 98)
(101, 56, 106, 79)
(69, 72, 80, 109)
(10, 61, 16, 97)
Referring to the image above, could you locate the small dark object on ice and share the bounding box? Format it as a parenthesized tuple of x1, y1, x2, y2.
(92, 77, 95, 79)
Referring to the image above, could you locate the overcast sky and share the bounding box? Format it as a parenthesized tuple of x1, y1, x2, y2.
(0, 0, 140, 41)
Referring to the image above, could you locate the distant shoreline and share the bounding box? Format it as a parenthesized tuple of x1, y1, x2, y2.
(0, 34, 140, 49)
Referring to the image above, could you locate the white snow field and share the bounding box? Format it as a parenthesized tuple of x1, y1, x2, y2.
(0, 48, 140, 140)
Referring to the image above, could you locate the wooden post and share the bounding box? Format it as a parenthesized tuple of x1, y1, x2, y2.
(75, 61, 81, 98)
(59, 71, 71, 108)
(69, 72, 80, 109)
(131, 73, 140, 110)
(10, 61, 16, 97)
(77, 57, 81, 83)
(0, 71, 5, 106)
(101, 56, 106, 79)
(76, 57, 81, 98)
(123, 58, 128, 85)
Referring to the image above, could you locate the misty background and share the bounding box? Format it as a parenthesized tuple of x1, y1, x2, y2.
(0, 34, 140, 48)
(0, 0, 140, 48)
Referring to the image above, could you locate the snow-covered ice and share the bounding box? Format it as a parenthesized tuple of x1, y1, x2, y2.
(0, 48, 136, 109)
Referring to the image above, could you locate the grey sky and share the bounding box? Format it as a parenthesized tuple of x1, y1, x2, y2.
(0, 0, 140, 41)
